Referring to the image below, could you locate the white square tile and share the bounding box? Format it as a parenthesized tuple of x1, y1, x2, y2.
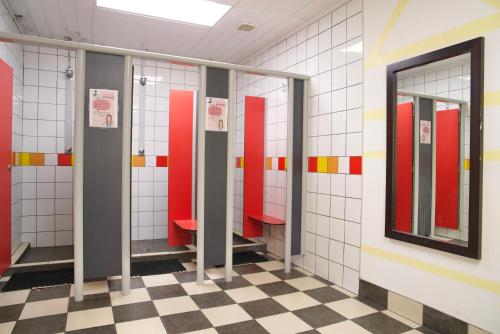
(315, 255, 329, 279)
(318, 49, 332, 74)
(332, 88, 346, 112)
(346, 108, 362, 133)
(273, 292, 320, 311)
(332, 66, 346, 90)
(318, 320, 371, 333)
(0, 289, 30, 307)
(343, 244, 360, 270)
(329, 240, 344, 264)
(316, 236, 329, 259)
(346, 174, 362, 198)
(317, 173, 331, 195)
(285, 277, 326, 291)
(345, 198, 361, 223)
(0, 322, 15, 333)
(317, 113, 331, 135)
(342, 267, 359, 293)
(338, 157, 350, 174)
(306, 232, 316, 254)
(109, 288, 151, 306)
(318, 92, 331, 115)
(330, 218, 344, 242)
(346, 132, 362, 156)
(332, 110, 346, 135)
(318, 71, 332, 94)
(332, 21, 347, 47)
(202, 304, 252, 327)
(318, 29, 332, 53)
(346, 13, 362, 40)
(181, 281, 221, 295)
(329, 261, 343, 286)
(19, 298, 68, 319)
(316, 194, 330, 216)
(331, 134, 345, 156)
(330, 195, 345, 220)
(345, 221, 361, 247)
(141, 273, 178, 287)
(256, 260, 284, 271)
(346, 60, 363, 86)
(116, 317, 167, 334)
(242, 272, 280, 286)
(154, 295, 198, 316)
(332, 44, 347, 69)
(331, 174, 346, 196)
(258, 312, 312, 334)
(346, 84, 362, 109)
(326, 298, 376, 319)
(316, 214, 329, 237)
(346, 37, 363, 63)
(318, 14, 332, 32)
(317, 136, 331, 156)
(66, 307, 114, 331)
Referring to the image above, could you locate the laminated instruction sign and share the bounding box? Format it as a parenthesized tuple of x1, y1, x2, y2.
(420, 120, 431, 144)
(89, 89, 118, 128)
(205, 97, 228, 132)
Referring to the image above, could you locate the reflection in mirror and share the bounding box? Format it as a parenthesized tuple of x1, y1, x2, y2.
(393, 54, 471, 247)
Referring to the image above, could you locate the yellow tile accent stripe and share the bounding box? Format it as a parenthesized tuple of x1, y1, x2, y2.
(464, 159, 470, 170)
(29, 153, 44, 166)
(266, 157, 273, 170)
(366, 12, 500, 69)
(484, 90, 500, 108)
(18, 152, 30, 166)
(317, 157, 328, 173)
(364, 108, 386, 121)
(362, 244, 500, 294)
(131, 155, 145, 167)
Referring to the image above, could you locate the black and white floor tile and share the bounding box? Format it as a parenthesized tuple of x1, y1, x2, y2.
(0, 260, 435, 333)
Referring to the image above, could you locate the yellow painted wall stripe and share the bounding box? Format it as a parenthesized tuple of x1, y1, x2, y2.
(484, 150, 500, 161)
(363, 151, 386, 159)
(364, 108, 386, 121)
(484, 90, 500, 108)
(367, 12, 500, 69)
(362, 244, 500, 294)
(481, 0, 500, 9)
(365, 0, 410, 68)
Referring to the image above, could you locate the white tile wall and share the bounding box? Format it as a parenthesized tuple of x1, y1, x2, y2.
(235, 0, 363, 293)
(131, 59, 199, 241)
(0, 1, 23, 254)
(20, 46, 75, 247)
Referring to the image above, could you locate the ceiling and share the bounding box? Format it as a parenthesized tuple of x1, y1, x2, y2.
(6, 0, 341, 64)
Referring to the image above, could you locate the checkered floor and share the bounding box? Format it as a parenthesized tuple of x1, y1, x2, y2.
(0, 259, 432, 334)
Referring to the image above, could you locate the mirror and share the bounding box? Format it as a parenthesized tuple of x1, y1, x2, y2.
(385, 38, 483, 258)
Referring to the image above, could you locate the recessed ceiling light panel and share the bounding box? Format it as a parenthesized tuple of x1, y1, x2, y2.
(96, 0, 231, 27)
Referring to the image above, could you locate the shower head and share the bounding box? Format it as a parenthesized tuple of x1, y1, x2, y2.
(65, 66, 74, 79)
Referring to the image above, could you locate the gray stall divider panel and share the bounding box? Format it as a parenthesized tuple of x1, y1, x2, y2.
(292, 79, 304, 255)
(204, 67, 229, 267)
(417, 98, 433, 237)
(83, 52, 125, 279)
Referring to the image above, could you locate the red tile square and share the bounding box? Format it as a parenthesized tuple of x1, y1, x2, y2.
(58, 153, 72, 166)
(278, 157, 286, 171)
(308, 157, 317, 173)
(349, 156, 362, 175)
(156, 155, 168, 167)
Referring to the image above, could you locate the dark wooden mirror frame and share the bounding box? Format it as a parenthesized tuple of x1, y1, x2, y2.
(385, 37, 484, 259)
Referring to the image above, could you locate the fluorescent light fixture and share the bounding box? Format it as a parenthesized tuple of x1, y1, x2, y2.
(96, 0, 231, 27)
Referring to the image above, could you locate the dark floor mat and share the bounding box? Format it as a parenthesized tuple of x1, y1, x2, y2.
(131, 259, 186, 276)
(233, 251, 269, 265)
(233, 234, 255, 245)
(2, 269, 73, 292)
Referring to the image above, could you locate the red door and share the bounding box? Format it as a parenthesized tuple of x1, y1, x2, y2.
(395, 102, 413, 233)
(0, 59, 13, 275)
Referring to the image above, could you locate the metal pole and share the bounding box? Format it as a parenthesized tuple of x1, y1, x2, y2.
(300, 79, 309, 255)
(225, 69, 236, 282)
(285, 78, 294, 273)
(73, 49, 85, 301)
(121, 55, 133, 296)
(196, 66, 207, 284)
(0, 31, 309, 81)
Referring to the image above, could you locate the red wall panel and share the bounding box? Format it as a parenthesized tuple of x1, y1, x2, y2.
(168, 90, 194, 246)
(243, 96, 265, 238)
(395, 103, 413, 233)
(0, 59, 13, 275)
(435, 109, 459, 229)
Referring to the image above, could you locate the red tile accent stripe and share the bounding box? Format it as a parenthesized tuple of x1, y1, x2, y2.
(156, 156, 168, 167)
(349, 156, 362, 175)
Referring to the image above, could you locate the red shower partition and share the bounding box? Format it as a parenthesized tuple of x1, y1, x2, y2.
(0, 59, 13, 275)
(395, 102, 413, 233)
(435, 109, 459, 229)
(243, 96, 265, 238)
(168, 90, 194, 246)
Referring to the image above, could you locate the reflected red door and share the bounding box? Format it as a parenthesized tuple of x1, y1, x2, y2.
(435, 109, 459, 229)
(0, 59, 13, 275)
(395, 102, 413, 233)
